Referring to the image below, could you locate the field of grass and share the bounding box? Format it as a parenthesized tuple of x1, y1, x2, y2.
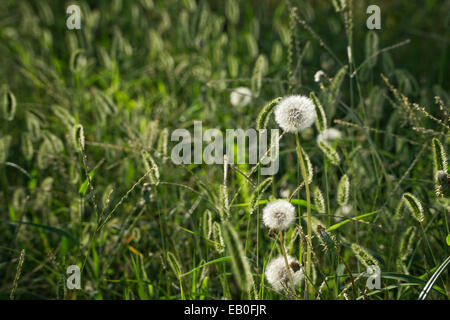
(0, 0, 449, 300)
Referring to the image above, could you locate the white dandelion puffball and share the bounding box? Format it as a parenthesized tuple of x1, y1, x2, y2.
(336, 204, 352, 219)
(266, 255, 304, 292)
(274, 95, 317, 133)
(230, 87, 252, 108)
(263, 200, 296, 230)
(317, 128, 342, 143)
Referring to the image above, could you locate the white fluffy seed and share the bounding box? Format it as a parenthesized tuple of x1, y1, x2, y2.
(230, 87, 252, 108)
(266, 255, 304, 292)
(262, 200, 296, 230)
(274, 95, 317, 133)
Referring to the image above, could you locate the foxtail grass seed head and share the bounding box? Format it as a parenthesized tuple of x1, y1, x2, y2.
(313, 186, 326, 214)
(266, 255, 304, 292)
(432, 138, 447, 173)
(256, 97, 282, 130)
(70, 49, 87, 73)
(274, 95, 316, 133)
(310, 92, 327, 132)
(394, 197, 405, 220)
(12, 188, 27, 212)
(203, 210, 213, 239)
(251, 55, 268, 97)
(157, 128, 169, 160)
(167, 252, 181, 278)
(262, 200, 296, 230)
(318, 140, 340, 165)
(1, 88, 17, 121)
(302, 147, 314, 185)
(331, 65, 348, 94)
(351, 243, 379, 268)
(73, 124, 85, 152)
(53, 105, 76, 129)
(212, 221, 225, 253)
(220, 156, 230, 221)
(402, 193, 424, 223)
(337, 174, 350, 206)
(230, 87, 252, 108)
(141, 150, 160, 185)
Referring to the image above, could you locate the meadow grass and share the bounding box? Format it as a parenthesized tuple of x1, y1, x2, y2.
(0, 0, 449, 300)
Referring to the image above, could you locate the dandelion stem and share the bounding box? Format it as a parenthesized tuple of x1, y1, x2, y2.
(295, 132, 313, 299)
(279, 231, 296, 299)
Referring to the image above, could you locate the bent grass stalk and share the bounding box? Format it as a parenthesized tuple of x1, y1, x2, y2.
(81, 168, 155, 272)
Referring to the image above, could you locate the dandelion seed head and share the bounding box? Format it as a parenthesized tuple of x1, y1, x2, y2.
(337, 204, 353, 217)
(262, 200, 296, 230)
(266, 255, 304, 292)
(274, 95, 316, 133)
(317, 128, 342, 143)
(230, 87, 252, 108)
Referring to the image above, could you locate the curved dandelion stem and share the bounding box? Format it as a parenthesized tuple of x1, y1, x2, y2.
(295, 132, 313, 299)
(279, 231, 296, 299)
